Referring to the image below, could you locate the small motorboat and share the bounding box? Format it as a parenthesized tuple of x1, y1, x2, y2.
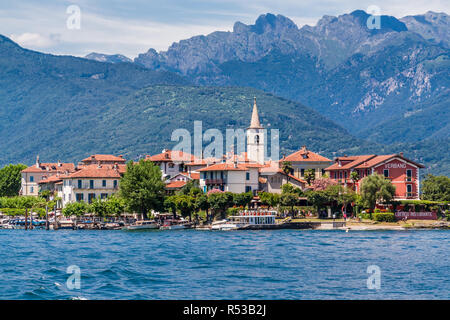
(123, 220, 159, 231)
(159, 219, 191, 230)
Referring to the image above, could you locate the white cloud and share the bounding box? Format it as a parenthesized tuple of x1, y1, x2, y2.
(10, 32, 56, 48)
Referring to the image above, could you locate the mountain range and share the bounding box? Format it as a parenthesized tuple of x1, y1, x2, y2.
(1, 10, 449, 176)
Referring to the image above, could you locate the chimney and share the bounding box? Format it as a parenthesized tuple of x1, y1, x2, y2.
(97, 160, 101, 169)
(399, 152, 404, 157)
(36, 155, 40, 168)
(57, 160, 62, 167)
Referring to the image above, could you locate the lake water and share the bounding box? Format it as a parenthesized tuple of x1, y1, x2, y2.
(0, 229, 448, 300)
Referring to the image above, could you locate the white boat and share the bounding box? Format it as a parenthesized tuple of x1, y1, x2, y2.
(159, 220, 191, 230)
(123, 220, 159, 230)
(211, 210, 277, 231)
(58, 219, 75, 230)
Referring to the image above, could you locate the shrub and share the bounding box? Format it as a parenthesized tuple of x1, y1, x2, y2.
(373, 212, 396, 222)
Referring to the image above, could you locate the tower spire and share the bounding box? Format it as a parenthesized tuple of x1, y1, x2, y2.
(249, 97, 262, 129)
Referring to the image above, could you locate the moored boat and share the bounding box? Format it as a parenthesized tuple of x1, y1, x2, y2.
(159, 219, 191, 230)
(123, 220, 159, 231)
(211, 210, 277, 231)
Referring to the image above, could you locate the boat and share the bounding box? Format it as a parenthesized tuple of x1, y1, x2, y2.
(58, 219, 75, 230)
(123, 220, 159, 231)
(159, 219, 191, 230)
(211, 210, 277, 231)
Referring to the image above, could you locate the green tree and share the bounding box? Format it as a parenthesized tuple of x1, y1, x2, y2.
(174, 194, 195, 221)
(164, 195, 178, 219)
(304, 168, 316, 185)
(259, 192, 280, 209)
(281, 183, 303, 196)
(306, 190, 329, 214)
(350, 171, 359, 190)
(106, 196, 126, 217)
(360, 173, 396, 210)
(119, 159, 165, 219)
(422, 174, 450, 201)
(0, 164, 27, 197)
(62, 201, 89, 217)
(208, 192, 231, 219)
(233, 192, 253, 208)
(195, 194, 210, 221)
(90, 197, 109, 217)
(280, 192, 298, 214)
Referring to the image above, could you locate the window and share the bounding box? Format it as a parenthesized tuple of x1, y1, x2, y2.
(88, 193, 95, 203)
(101, 193, 108, 199)
(383, 169, 389, 178)
(30, 176, 34, 182)
(344, 171, 347, 179)
(89, 180, 94, 189)
(78, 180, 82, 188)
(113, 180, 118, 188)
(168, 163, 174, 168)
(30, 186, 34, 193)
(76, 193, 84, 201)
(102, 180, 106, 187)
(300, 169, 305, 177)
(407, 184, 412, 193)
(406, 169, 412, 181)
(254, 135, 260, 144)
(246, 172, 250, 180)
(245, 186, 251, 192)
(339, 172, 343, 179)
(322, 169, 325, 176)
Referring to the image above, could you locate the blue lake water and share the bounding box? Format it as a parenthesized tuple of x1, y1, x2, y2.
(0, 229, 448, 300)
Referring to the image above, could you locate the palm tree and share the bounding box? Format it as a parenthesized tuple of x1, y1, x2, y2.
(350, 171, 359, 192)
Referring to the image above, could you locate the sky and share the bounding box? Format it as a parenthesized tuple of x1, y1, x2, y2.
(1, 0, 449, 58)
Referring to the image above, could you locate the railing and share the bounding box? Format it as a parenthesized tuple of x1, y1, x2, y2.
(405, 176, 413, 182)
(205, 179, 225, 185)
(406, 192, 417, 198)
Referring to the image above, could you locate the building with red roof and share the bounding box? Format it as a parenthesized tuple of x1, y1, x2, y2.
(283, 146, 332, 180)
(80, 154, 126, 166)
(146, 149, 196, 180)
(20, 156, 75, 196)
(61, 164, 124, 206)
(326, 153, 425, 200)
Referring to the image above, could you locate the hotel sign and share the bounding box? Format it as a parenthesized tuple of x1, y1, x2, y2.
(395, 211, 437, 220)
(385, 163, 406, 169)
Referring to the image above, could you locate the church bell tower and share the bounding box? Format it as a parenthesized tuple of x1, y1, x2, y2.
(247, 97, 265, 164)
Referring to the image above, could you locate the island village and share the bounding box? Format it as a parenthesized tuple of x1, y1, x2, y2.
(5, 99, 448, 231)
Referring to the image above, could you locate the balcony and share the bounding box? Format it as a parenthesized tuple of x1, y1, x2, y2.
(405, 176, 414, 182)
(205, 179, 225, 185)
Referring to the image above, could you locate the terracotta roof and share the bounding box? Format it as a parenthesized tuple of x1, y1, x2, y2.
(355, 154, 425, 169)
(81, 154, 126, 163)
(38, 174, 68, 184)
(165, 180, 187, 189)
(22, 163, 75, 173)
(284, 146, 331, 162)
(185, 157, 222, 166)
(326, 155, 376, 170)
(326, 153, 425, 170)
(66, 164, 121, 178)
(146, 150, 195, 162)
(190, 173, 200, 180)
